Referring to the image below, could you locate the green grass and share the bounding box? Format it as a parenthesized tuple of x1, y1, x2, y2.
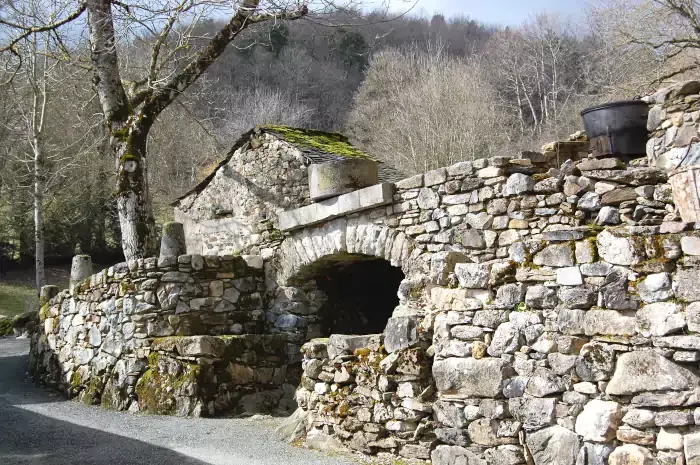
(0, 282, 38, 319)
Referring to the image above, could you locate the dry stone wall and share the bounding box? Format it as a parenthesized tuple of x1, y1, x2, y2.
(284, 149, 700, 465)
(30, 121, 700, 465)
(646, 81, 700, 169)
(30, 253, 305, 416)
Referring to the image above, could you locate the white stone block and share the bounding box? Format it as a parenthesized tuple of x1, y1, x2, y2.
(278, 183, 394, 231)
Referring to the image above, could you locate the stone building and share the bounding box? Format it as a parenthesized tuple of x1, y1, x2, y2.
(31, 89, 700, 465)
(172, 125, 402, 256)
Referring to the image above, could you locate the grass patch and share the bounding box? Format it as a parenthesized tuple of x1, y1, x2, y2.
(0, 282, 37, 319)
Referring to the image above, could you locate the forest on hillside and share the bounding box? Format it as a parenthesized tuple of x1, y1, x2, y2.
(0, 0, 698, 283)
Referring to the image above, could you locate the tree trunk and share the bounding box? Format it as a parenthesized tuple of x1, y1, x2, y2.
(87, 0, 152, 260)
(84, 0, 306, 261)
(34, 141, 45, 291)
(112, 125, 156, 260)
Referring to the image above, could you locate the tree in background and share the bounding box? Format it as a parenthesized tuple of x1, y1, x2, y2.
(589, 0, 700, 84)
(483, 15, 587, 141)
(0, 0, 105, 290)
(347, 42, 507, 174)
(1, 0, 403, 261)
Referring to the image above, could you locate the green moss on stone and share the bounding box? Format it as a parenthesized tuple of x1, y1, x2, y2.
(586, 222, 604, 233)
(408, 285, 424, 300)
(81, 377, 104, 405)
(268, 229, 283, 242)
(262, 125, 376, 160)
(39, 303, 51, 322)
(71, 370, 82, 389)
(135, 352, 200, 415)
(0, 318, 12, 336)
(163, 222, 176, 234)
(151, 336, 184, 352)
(100, 380, 118, 410)
(584, 236, 599, 261)
(119, 281, 137, 294)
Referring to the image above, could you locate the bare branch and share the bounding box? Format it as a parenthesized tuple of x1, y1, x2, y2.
(0, 2, 88, 55)
(143, 1, 309, 118)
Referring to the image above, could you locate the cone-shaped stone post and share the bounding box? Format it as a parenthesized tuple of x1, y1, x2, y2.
(160, 222, 186, 258)
(70, 255, 92, 288)
(39, 285, 59, 305)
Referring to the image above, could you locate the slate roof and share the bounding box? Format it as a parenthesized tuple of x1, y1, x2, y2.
(172, 125, 404, 205)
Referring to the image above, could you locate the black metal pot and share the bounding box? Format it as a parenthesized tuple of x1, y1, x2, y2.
(580, 100, 649, 161)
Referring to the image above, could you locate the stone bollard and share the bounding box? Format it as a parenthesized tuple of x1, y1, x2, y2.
(70, 255, 93, 289)
(309, 159, 378, 201)
(160, 221, 186, 258)
(39, 285, 59, 306)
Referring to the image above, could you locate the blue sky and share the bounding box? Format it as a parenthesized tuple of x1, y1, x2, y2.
(396, 0, 585, 26)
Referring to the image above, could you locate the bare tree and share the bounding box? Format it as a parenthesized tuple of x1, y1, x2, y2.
(1, 0, 411, 260)
(1, 0, 77, 290)
(588, 0, 700, 83)
(484, 15, 586, 140)
(217, 86, 313, 140)
(347, 42, 508, 175)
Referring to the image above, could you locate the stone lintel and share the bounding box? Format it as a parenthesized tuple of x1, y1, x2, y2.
(278, 183, 395, 232)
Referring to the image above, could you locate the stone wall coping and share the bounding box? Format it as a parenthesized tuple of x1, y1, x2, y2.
(278, 182, 395, 232)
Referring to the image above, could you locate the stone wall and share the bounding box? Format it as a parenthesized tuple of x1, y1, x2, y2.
(427, 226, 699, 465)
(30, 119, 700, 465)
(646, 81, 700, 169)
(30, 253, 303, 416)
(174, 132, 312, 256)
(279, 149, 700, 464)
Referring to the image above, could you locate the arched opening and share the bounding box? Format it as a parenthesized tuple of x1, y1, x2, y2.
(292, 253, 405, 337)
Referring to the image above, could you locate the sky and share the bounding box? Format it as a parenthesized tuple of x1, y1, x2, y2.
(395, 0, 585, 26)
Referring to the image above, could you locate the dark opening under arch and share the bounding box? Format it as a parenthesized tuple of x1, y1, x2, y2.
(294, 253, 405, 336)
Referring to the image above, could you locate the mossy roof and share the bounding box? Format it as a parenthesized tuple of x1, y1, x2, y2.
(172, 125, 403, 205)
(262, 125, 377, 161)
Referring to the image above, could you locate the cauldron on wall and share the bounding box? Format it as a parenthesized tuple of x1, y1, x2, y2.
(581, 100, 649, 162)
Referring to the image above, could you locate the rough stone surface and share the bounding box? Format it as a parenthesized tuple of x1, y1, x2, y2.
(685, 432, 700, 465)
(606, 351, 700, 395)
(575, 400, 622, 442)
(384, 316, 419, 353)
(637, 273, 673, 303)
(609, 445, 655, 465)
(433, 358, 512, 398)
(635, 302, 685, 337)
(327, 335, 374, 359)
(509, 397, 556, 431)
(526, 425, 580, 465)
(597, 230, 643, 265)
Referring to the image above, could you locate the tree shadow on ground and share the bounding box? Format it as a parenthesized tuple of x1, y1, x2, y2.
(0, 402, 213, 465)
(0, 341, 211, 465)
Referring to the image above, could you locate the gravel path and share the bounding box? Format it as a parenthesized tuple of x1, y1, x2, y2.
(0, 338, 357, 465)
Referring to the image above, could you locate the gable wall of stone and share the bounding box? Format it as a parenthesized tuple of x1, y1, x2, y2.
(174, 133, 312, 256)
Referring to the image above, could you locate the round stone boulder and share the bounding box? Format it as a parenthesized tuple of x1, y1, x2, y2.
(309, 158, 378, 201)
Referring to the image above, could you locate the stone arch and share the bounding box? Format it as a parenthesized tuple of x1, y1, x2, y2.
(274, 216, 416, 286)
